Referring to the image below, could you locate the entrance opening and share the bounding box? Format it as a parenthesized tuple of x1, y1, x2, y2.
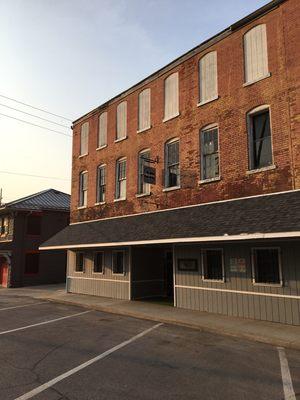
(0, 256, 9, 287)
(131, 246, 174, 305)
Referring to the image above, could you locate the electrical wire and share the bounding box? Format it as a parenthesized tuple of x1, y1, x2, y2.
(0, 170, 70, 181)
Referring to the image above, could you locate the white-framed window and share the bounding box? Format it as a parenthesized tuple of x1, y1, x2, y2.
(93, 252, 104, 274)
(165, 138, 180, 188)
(199, 51, 218, 105)
(112, 250, 125, 274)
(138, 149, 151, 195)
(202, 249, 224, 282)
(80, 122, 89, 156)
(96, 164, 106, 203)
(200, 125, 220, 181)
(98, 112, 107, 148)
(247, 106, 273, 170)
(138, 88, 151, 132)
(115, 158, 126, 199)
(79, 171, 88, 207)
(164, 72, 179, 121)
(75, 252, 85, 272)
(116, 101, 127, 140)
(252, 247, 282, 285)
(244, 24, 269, 84)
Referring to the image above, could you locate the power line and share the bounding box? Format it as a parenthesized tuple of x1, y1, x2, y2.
(0, 93, 73, 122)
(0, 102, 71, 129)
(0, 170, 70, 181)
(0, 112, 72, 137)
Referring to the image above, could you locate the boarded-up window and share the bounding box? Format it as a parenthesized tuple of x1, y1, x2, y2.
(199, 51, 218, 104)
(25, 253, 39, 274)
(165, 139, 180, 188)
(138, 89, 151, 132)
(115, 158, 126, 199)
(200, 126, 219, 180)
(79, 171, 88, 207)
(244, 24, 269, 84)
(112, 251, 125, 274)
(116, 101, 127, 140)
(98, 112, 107, 148)
(93, 252, 104, 273)
(252, 248, 281, 284)
(96, 165, 106, 203)
(248, 108, 272, 170)
(138, 149, 150, 195)
(203, 249, 223, 281)
(80, 122, 89, 156)
(164, 72, 179, 121)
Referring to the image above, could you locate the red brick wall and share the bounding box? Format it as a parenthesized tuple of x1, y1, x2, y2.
(70, 0, 300, 223)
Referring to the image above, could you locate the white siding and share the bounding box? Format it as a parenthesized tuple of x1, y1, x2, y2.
(138, 88, 151, 132)
(164, 72, 179, 121)
(98, 112, 107, 148)
(80, 122, 89, 156)
(244, 24, 269, 84)
(199, 51, 218, 104)
(116, 101, 127, 140)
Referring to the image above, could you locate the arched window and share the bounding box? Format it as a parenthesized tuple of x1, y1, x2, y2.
(79, 171, 88, 207)
(164, 138, 180, 188)
(138, 89, 151, 132)
(138, 149, 151, 195)
(199, 51, 218, 105)
(164, 72, 179, 121)
(80, 122, 89, 156)
(115, 157, 127, 199)
(116, 101, 127, 140)
(98, 112, 107, 148)
(244, 24, 269, 84)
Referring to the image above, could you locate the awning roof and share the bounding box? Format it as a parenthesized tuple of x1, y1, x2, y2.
(40, 190, 300, 250)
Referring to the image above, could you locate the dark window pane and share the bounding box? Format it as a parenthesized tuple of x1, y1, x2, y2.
(250, 111, 272, 169)
(201, 128, 219, 180)
(76, 252, 84, 272)
(165, 140, 180, 187)
(94, 252, 103, 273)
(27, 215, 42, 235)
(204, 250, 223, 280)
(25, 253, 39, 274)
(113, 252, 124, 274)
(254, 249, 280, 284)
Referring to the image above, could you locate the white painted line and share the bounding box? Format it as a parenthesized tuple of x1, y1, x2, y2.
(0, 302, 46, 312)
(277, 347, 296, 400)
(14, 322, 163, 400)
(0, 310, 91, 336)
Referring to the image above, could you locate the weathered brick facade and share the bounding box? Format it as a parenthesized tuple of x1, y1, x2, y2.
(71, 0, 300, 223)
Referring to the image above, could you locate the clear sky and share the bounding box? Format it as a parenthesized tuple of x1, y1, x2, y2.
(0, 0, 269, 203)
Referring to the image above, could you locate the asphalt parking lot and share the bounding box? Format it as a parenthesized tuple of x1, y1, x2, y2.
(0, 295, 299, 400)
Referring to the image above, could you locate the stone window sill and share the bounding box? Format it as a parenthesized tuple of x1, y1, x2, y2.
(163, 186, 181, 192)
(246, 165, 276, 175)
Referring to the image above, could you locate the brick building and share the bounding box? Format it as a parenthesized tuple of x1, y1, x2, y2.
(41, 0, 300, 325)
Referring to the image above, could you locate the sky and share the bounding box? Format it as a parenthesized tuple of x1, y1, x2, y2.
(0, 0, 269, 203)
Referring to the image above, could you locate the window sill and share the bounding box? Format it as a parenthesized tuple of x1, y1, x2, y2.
(136, 192, 151, 198)
(197, 95, 219, 107)
(243, 73, 271, 87)
(203, 279, 225, 283)
(114, 136, 128, 143)
(96, 145, 107, 151)
(163, 112, 180, 123)
(95, 201, 106, 206)
(77, 206, 87, 210)
(246, 165, 276, 175)
(114, 198, 126, 202)
(252, 282, 283, 288)
(163, 186, 181, 192)
(198, 177, 221, 185)
(92, 271, 104, 275)
(79, 153, 88, 158)
(112, 272, 126, 276)
(137, 126, 151, 134)
(74, 271, 85, 274)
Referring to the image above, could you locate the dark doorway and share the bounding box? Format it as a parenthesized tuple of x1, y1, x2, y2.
(164, 251, 174, 300)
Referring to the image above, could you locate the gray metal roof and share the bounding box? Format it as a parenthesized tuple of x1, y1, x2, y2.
(1, 189, 70, 212)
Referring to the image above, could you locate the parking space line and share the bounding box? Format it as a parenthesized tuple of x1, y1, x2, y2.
(14, 322, 163, 400)
(0, 302, 46, 312)
(277, 347, 296, 400)
(0, 310, 91, 336)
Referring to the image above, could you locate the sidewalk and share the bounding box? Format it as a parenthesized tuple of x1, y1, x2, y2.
(1, 284, 300, 350)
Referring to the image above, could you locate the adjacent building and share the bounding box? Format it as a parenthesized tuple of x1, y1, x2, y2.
(0, 189, 70, 287)
(41, 0, 300, 325)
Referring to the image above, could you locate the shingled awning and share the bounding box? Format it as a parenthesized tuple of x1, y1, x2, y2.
(40, 191, 300, 250)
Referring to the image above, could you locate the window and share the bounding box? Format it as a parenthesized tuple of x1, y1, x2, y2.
(0, 217, 9, 236)
(165, 139, 180, 188)
(79, 171, 88, 207)
(25, 252, 39, 274)
(138, 89, 151, 132)
(27, 214, 42, 236)
(138, 149, 150, 195)
(199, 51, 218, 104)
(115, 158, 126, 199)
(248, 108, 273, 170)
(75, 252, 84, 272)
(164, 72, 179, 121)
(80, 122, 89, 156)
(203, 249, 224, 281)
(98, 112, 107, 148)
(252, 248, 281, 285)
(112, 250, 125, 274)
(200, 125, 219, 181)
(94, 252, 104, 273)
(116, 101, 127, 140)
(96, 165, 106, 203)
(244, 24, 269, 84)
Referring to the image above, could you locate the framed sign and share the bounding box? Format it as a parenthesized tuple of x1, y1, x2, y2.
(178, 258, 198, 272)
(143, 166, 156, 184)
